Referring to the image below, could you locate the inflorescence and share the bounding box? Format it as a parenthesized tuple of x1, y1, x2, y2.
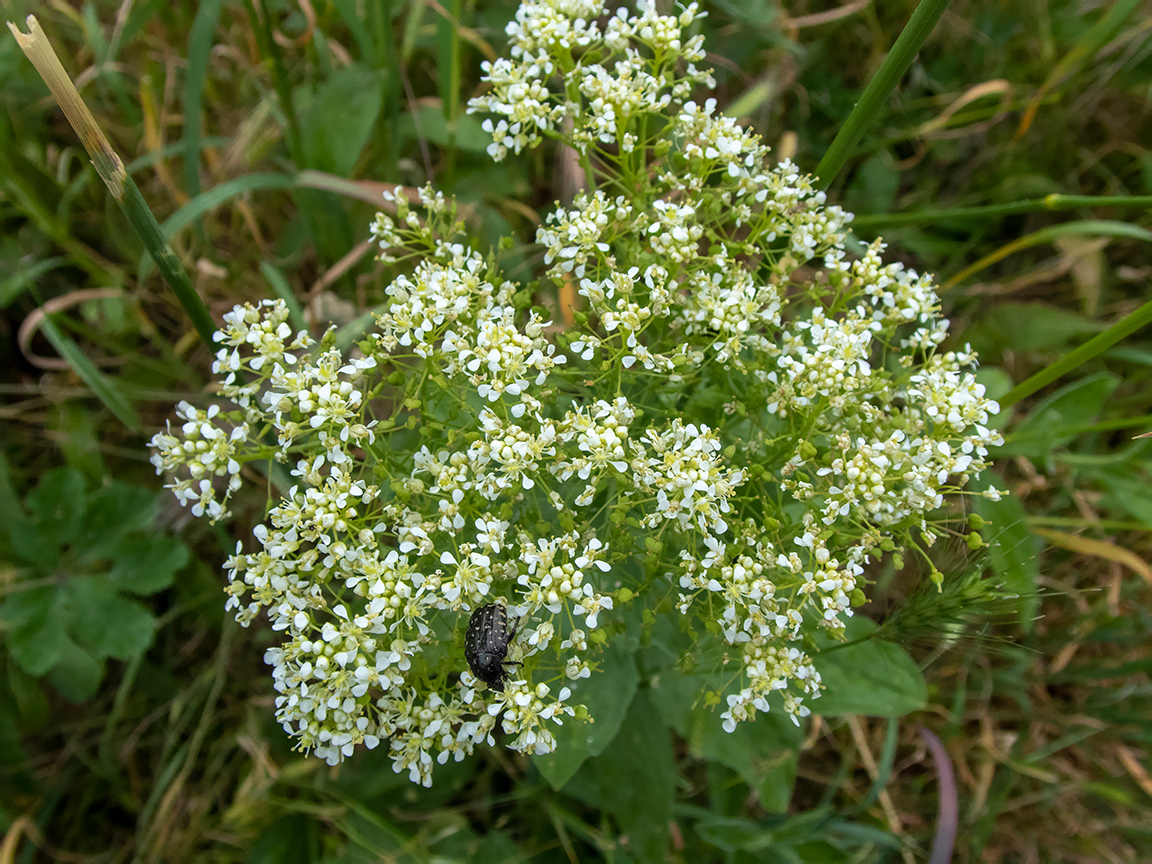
(150, 0, 1003, 786)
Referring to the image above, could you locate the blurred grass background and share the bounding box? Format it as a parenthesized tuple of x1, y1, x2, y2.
(1, 0, 1151, 861)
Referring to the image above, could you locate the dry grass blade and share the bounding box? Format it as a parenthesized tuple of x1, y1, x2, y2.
(7, 14, 218, 350)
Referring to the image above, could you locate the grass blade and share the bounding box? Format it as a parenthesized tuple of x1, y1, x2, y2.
(182, 0, 224, 200)
(37, 308, 142, 430)
(813, 0, 950, 189)
(1000, 299, 1152, 409)
(8, 15, 218, 351)
(943, 220, 1152, 289)
(851, 194, 1152, 229)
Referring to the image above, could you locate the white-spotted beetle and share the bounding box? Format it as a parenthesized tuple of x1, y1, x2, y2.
(464, 603, 521, 688)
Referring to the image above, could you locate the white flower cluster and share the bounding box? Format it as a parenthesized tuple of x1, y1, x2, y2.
(150, 0, 1006, 784)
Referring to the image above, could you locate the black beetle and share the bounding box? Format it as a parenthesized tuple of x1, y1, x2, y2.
(464, 603, 521, 688)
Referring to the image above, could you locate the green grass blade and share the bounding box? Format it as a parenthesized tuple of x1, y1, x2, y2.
(182, 0, 224, 200)
(159, 173, 297, 239)
(813, 0, 950, 189)
(1000, 299, 1152, 409)
(37, 309, 142, 430)
(852, 194, 1152, 229)
(1, 255, 66, 308)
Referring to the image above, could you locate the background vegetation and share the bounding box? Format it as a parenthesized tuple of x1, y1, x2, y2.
(2, 0, 1150, 861)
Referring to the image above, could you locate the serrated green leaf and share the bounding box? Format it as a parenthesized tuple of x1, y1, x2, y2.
(2, 586, 68, 677)
(78, 483, 159, 560)
(24, 468, 87, 548)
(812, 618, 927, 717)
(46, 638, 103, 702)
(64, 579, 156, 661)
(533, 642, 639, 790)
(104, 534, 188, 595)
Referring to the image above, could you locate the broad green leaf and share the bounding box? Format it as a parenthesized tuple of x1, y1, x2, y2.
(104, 534, 188, 595)
(1100, 471, 1152, 527)
(297, 65, 384, 176)
(64, 579, 156, 661)
(46, 638, 103, 703)
(78, 482, 159, 559)
(398, 106, 492, 154)
(2, 586, 68, 677)
(24, 468, 86, 548)
(468, 830, 525, 863)
(6, 656, 49, 725)
(649, 666, 801, 811)
(812, 618, 927, 717)
(247, 814, 318, 864)
(964, 302, 1102, 358)
(533, 642, 639, 790)
(1001, 372, 1119, 463)
(0, 453, 45, 567)
(579, 693, 675, 864)
(972, 473, 1040, 629)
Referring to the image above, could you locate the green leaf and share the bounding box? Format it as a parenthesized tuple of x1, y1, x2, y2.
(649, 665, 802, 812)
(693, 815, 773, 853)
(104, 534, 188, 595)
(965, 302, 1103, 358)
(0, 453, 45, 567)
(64, 579, 156, 661)
(398, 106, 492, 154)
(297, 65, 384, 176)
(468, 830, 525, 863)
(2, 586, 68, 677)
(182, 0, 224, 199)
(972, 472, 1040, 629)
(247, 815, 318, 864)
(533, 642, 639, 790)
(1100, 471, 1152, 527)
(36, 313, 142, 431)
(577, 692, 675, 864)
(1000, 298, 1152, 409)
(7, 656, 49, 726)
(78, 482, 160, 559)
(812, 618, 927, 717)
(24, 468, 87, 548)
(46, 638, 103, 702)
(1001, 372, 1119, 463)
